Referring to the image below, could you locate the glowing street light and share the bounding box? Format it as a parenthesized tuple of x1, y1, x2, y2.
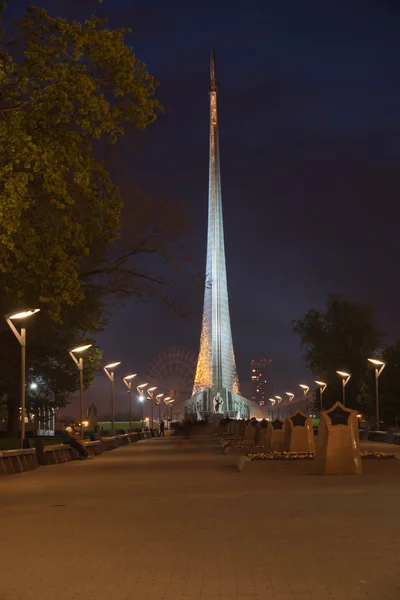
(299, 384, 310, 396)
(368, 358, 386, 431)
(123, 373, 137, 432)
(104, 361, 121, 431)
(285, 392, 294, 402)
(69, 343, 92, 439)
(5, 308, 40, 447)
(315, 380, 327, 412)
(336, 371, 351, 405)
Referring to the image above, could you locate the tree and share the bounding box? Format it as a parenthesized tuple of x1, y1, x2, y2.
(0, 6, 192, 433)
(0, 5, 162, 320)
(361, 342, 400, 428)
(293, 295, 384, 410)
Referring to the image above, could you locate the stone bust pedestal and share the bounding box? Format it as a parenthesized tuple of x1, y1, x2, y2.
(315, 402, 362, 475)
(284, 411, 315, 453)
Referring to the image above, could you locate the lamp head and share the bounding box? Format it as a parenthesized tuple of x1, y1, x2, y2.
(124, 374, 137, 380)
(368, 358, 385, 367)
(70, 344, 92, 354)
(148, 386, 157, 392)
(315, 380, 327, 387)
(104, 361, 121, 370)
(7, 308, 40, 320)
(336, 370, 350, 378)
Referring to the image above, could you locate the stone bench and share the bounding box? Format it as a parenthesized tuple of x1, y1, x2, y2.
(83, 440, 105, 456)
(116, 434, 131, 447)
(101, 436, 119, 451)
(128, 432, 139, 443)
(0, 448, 38, 475)
(43, 444, 75, 464)
(368, 431, 387, 443)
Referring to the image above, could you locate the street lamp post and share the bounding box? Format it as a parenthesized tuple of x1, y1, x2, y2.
(368, 359, 386, 431)
(136, 383, 148, 426)
(68, 344, 92, 440)
(147, 386, 157, 429)
(123, 374, 137, 432)
(163, 396, 171, 425)
(285, 392, 294, 416)
(156, 394, 164, 422)
(103, 362, 121, 432)
(336, 371, 351, 406)
(269, 398, 276, 420)
(5, 308, 40, 447)
(275, 396, 282, 419)
(315, 380, 327, 412)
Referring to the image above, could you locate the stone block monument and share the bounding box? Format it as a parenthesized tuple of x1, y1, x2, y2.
(270, 419, 285, 452)
(245, 418, 259, 443)
(259, 419, 272, 450)
(284, 411, 315, 453)
(315, 401, 362, 475)
(236, 419, 246, 439)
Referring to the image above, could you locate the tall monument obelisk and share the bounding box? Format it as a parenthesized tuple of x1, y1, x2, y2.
(186, 51, 250, 420)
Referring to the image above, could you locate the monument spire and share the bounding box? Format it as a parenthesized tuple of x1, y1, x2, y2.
(210, 47, 216, 91)
(192, 50, 240, 398)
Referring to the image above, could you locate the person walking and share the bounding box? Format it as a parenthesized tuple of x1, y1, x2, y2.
(159, 420, 165, 437)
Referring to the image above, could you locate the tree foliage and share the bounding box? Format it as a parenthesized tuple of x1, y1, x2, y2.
(0, 5, 161, 320)
(0, 5, 192, 433)
(293, 295, 384, 409)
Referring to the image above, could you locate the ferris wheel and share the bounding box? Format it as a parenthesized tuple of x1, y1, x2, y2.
(147, 346, 197, 403)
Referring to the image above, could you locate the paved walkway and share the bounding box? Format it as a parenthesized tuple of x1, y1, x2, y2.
(2, 434, 400, 600)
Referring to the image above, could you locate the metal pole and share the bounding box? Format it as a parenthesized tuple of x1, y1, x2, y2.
(320, 388, 323, 412)
(151, 399, 153, 430)
(21, 329, 26, 448)
(111, 373, 115, 432)
(342, 380, 346, 406)
(129, 388, 132, 432)
(375, 368, 380, 431)
(142, 401, 144, 426)
(79, 357, 84, 440)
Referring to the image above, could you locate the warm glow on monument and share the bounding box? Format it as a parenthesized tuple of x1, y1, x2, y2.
(193, 319, 212, 394)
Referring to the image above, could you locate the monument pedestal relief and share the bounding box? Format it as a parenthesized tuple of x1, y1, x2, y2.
(284, 411, 315, 453)
(315, 401, 362, 475)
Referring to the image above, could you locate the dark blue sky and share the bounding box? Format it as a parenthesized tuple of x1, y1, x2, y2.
(40, 0, 400, 413)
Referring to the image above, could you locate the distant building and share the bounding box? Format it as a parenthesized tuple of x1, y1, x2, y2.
(251, 358, 273, 407)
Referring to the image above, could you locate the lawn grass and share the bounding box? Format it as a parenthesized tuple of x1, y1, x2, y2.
(0, 436, 66, 450)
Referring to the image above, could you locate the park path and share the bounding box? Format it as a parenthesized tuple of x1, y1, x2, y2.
(2, 434, 400, 600)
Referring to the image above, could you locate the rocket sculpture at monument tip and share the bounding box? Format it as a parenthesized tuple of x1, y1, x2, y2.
(193, 50, 240, 396)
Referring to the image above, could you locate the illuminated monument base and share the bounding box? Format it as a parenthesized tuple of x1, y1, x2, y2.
(184, 388, 250, 421)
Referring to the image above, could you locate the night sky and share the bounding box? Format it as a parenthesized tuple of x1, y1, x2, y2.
(40, 0, 400, 415)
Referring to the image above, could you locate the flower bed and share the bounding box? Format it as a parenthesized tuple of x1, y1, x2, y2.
(361, 451, 396, 460)
(247, 452, 314, 461)
(224, 439, 259, 447)
(246, 451, 396, 461)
